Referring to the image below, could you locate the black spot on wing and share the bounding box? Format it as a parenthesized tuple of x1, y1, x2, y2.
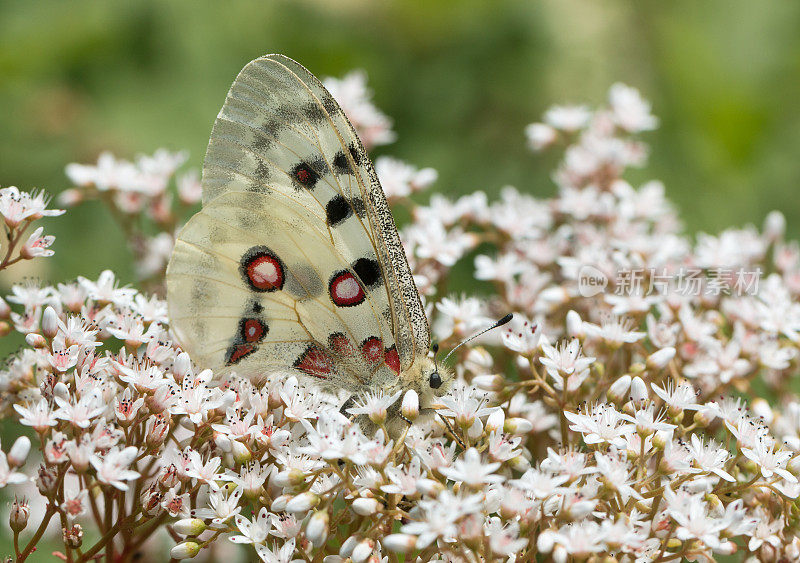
(302, 101, 327, 124)
(254, 161, 271, 180)
(348, 142, 364, 165)
(350, 197, 366, 218)
(326, 195, 352, 227)
(291, 162, 319, 188)
(321, 94, 339, 116)
(333, 151, 350, 174)
(353, 257, 382, 288)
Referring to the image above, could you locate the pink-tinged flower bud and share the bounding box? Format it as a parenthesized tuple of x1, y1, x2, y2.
(8, 436, 30, 467)
(401, 389, 419, 421)
(285, 492, 319, 513)
(716, 540, 737, 555)
(607, 375, 631, 404)
(339, 535, 359, 557)
(485, 408, 505, 433)
(467, 418, 484, 441)
(0, 321, 10, 337)
(170, 541, 200, 560)
(41, 306, 59, 339)
(231, 440, 251, 465)
(305, 510, 329, 547)
(9, 498, 29, 532)
(173, 518, 207, 536)
(0, 296, 10, 319)
(270, 494, 290, 512)
(63, 523, 83, 548)
(351, 497, 381, 516)
(25, 333, 47, 349)
(172, 352, 191, 382)
(553, 545, 568, 563)
(351, 538, 375, 563)
(504, 417, 533, 435)
(36, 465, 59, 494)
(566, 310, 584, 338)
(646, 347, 675, 370)
(383, 533, 417, 553)
(473, 374, 505, 392)
(629, 376, 648, 402)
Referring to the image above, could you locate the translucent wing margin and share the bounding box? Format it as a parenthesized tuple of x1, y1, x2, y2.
(200, 54, 430, 368)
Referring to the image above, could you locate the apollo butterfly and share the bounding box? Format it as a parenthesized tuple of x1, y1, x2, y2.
(166, 54, 451, 429)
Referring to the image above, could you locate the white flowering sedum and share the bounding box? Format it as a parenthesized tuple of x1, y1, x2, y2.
(1, 78, 799, 562)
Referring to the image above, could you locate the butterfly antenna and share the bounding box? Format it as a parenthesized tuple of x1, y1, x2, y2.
(442, 313, 513, 363)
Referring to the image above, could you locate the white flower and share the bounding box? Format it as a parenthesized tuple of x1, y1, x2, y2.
(90, 446, 141, 490)
(194, 486, 243, 525)
(539, 339, 594, 392)
(741, 439, 797, 482)
(543, 105, 591, 131)
(375, 156, 437, 198)
(255, 537, 299, 563)
(230, 507, 271, 544)
(564, 403, 634, 448)
(608, 83, 658, 132)
(324, 70, 395, 149)
(346, 390, 402, 425)
(441, 447, 504, 487)
(687, 435, 735, 482)
(14, 399, 57, 432)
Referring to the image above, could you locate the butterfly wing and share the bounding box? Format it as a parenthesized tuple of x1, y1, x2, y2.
(199, 54, 430, 370)
(167, 190, 400, 390)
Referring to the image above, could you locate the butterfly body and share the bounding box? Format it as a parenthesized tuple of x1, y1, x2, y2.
(166, 54, 449, 428)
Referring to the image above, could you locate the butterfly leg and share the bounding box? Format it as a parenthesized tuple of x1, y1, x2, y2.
(340, 395, 357, 420)
(437, 412, 466, 450)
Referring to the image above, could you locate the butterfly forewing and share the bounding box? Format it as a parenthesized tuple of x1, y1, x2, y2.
(197, 54, 430, 370)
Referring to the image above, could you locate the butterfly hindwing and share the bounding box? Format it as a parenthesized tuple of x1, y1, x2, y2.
(198, 54, 430, 371)
(167, 190, 402, 389)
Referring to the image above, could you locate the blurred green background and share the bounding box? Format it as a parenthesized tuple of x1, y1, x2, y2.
(2, 0, 800, 288)
(1, 1, 799, 558)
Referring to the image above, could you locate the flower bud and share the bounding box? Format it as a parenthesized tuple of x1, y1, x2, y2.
(8, 436, 30, 467)
(9, 498, 29, 532)
(384, 533, 417, 553)
(305, 510, 329, 547)
(646, 347, 675, 370)
(401, 389, 419, 421)
(173, 518, 207, 536)
(485, 408, 505, 433)
(270, 494, 290, 512)
(25, 333, 47, 349)
(509, 455, 531, 473)
(467, 418, 484, 441)
(339, 535, 359, 557)
(504, 417, 533, 435)
(537, 529, 556, 553)
(36, 464, 59, 494)
(0, 321, 10, 337)
(566, 310, 584, 338)
(63, 523, 83, 549)
(351, 538, 375, 563)
(170, 541, 200, 559)
(607, 375, 631, 404)
(751, 398, 774, 424)
(285, 492, 320, 513)
(351, 497, 381, 516)
(53, 381, 70, 401)
(629, 376, 648, 403)
(473, 374, 505, 392)
(0, 296, 10, 319)
(274, 468, 306, 487)
(172, 352, 192, 382)
(41, 306, 59, 339)
(231, 440, 251, 465)
(764, 210, 786, 242)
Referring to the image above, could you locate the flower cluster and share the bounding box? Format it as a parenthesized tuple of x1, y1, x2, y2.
(62, 149, 202, 284)
(1, 74, 799, 563)
(0, 185, 63, 275)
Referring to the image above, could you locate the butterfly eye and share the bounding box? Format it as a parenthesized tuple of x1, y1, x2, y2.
(429, 371, 442, 389)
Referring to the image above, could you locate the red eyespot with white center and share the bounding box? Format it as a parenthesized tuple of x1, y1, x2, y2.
(328, 271, 365, 307)
(361, 337, 383, 365)
(384, 346, 400, 375)
(294, 346, 334, 379)
(241, 318, 266, 343)
(240, 247, 285, 292)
